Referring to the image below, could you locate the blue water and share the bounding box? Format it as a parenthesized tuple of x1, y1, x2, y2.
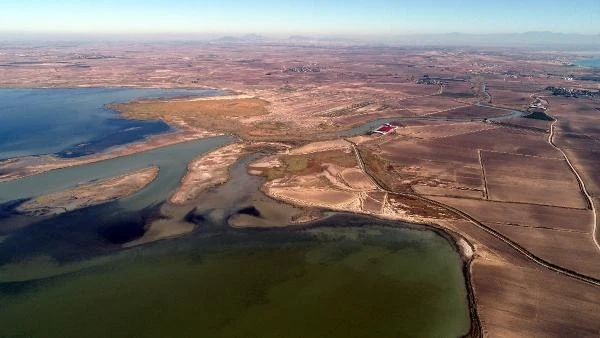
(575, 58, 600, 68)
(0, 88, 223, 159)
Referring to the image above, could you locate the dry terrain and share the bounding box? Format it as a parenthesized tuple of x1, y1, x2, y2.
(113, 97, 270, 135)
(1, 42, 599, 337)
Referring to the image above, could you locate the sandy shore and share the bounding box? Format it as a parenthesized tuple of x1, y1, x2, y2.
(170, 141, 292, 205)
(17, 166, 159, 216)
(169, 143, 250, 204)
(247, 140, 454, 227)
(0, 129, 217, 183)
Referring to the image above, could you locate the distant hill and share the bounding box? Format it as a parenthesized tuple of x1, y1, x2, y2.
(390, 32, 600, 47)
(289, 35, 311, 41)
(214, 34, 265, 43)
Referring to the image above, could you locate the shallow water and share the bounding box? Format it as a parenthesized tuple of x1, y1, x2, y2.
(0, 136, 234, 208)
(0, 218, 471, 338)
(0, 88, 223, 159)
(0, 89, 472, 337)
(0, 152, 472, 338)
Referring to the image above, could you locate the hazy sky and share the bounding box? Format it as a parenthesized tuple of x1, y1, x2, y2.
(1, 0, 599, 35)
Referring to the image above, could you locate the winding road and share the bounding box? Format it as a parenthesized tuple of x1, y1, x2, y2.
(345, 135, 600, 287)
(547, 118, 600, 252)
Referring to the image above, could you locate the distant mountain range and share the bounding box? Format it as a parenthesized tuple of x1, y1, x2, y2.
(388, 32, 600, 46)
(208, 31, 600, 47)
(1, 31, 599, 48)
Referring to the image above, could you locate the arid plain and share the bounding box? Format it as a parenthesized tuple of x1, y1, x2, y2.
(1, 41, 599, 337)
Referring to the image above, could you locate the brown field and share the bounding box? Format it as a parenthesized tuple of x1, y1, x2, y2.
(435, 217, 600, 337)
(399, 96, 466, 115)
(481, 151, 587, 208)
(487, 88, 536, 109)
(503, 115, 553, 131)
(433, 195, 600, 278)
(362, 123, 489, 195)
(432, 197, 592, 232)
(435, 126, 558, 157)
(365, 82, 441, 96)
(491, 223, 600, 278)
(2, 41, 600, 337)
(391, 121, 496, 140)
(428, 105, 509, 119)
(471, 259, 600, 338)
(548, 97, 600, 196)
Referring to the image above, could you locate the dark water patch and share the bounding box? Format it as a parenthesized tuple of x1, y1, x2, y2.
(0, 199, 28, 221)
(100, 202, 167, 245)
(523, 111, 555, 121)
(0, 221, 471, 338)
(0, 136, 234, 207)
(0, 201, 164, 265)
(0, 88, 224, 159)
(577, 76, 600, 82)
(99, 217, 146, 245)
(56, 118, 171, 158)
(237, 205, 262, 217)
(0, 279, 37, 296)
(183, 207, 206, 225)
(0, 144, 472, 336)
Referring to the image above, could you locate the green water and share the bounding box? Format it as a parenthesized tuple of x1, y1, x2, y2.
(0, 226, 470, 338)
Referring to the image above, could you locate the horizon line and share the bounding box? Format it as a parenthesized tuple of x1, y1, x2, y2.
(1, 30, 600, 37)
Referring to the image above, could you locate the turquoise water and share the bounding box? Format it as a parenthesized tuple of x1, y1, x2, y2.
(0, 88, 223, 159)
(0, 136, 233, 208)
(0, 88, 472, 338)
(575, 58, 600, 68)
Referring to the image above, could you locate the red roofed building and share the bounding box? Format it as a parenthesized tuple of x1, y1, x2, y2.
(373, 123, 398, 135)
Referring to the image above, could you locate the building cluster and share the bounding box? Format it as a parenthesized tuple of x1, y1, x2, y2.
(546, 86, 600, 98)
(416, 75, 467, 85)
(73, 54, 114, 60)
(284, 65, 321, 73)
(528, 97, 548, 112)
(416, 77, 443, 85)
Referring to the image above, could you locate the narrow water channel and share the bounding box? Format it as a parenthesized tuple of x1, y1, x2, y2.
(0, 89, 473, 338)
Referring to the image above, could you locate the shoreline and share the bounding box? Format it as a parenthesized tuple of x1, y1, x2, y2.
(16, 166, 160, 217)
(0, 87, 234, 183)
(236, 208, 481, 338)
(168, 141, 291, 205)
(233, 149, 484, 336)
(0, 129, 223, 183)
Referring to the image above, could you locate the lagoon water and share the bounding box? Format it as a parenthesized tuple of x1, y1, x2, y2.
(0, 88, 472, 337)
(0, 88, 222, 159)
(0, 136, 234, 208)
(0, 220, 471, 338)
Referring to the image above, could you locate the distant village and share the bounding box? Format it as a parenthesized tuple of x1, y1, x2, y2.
(284, 64, 321, 73)
(546, 86, 600, 98)
(416, 75, 468, 85)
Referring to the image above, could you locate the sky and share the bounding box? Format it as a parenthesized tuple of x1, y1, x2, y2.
(1, 0, 599, 36)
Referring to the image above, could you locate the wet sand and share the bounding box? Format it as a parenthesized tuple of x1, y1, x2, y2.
(17, 166, 159, 216)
